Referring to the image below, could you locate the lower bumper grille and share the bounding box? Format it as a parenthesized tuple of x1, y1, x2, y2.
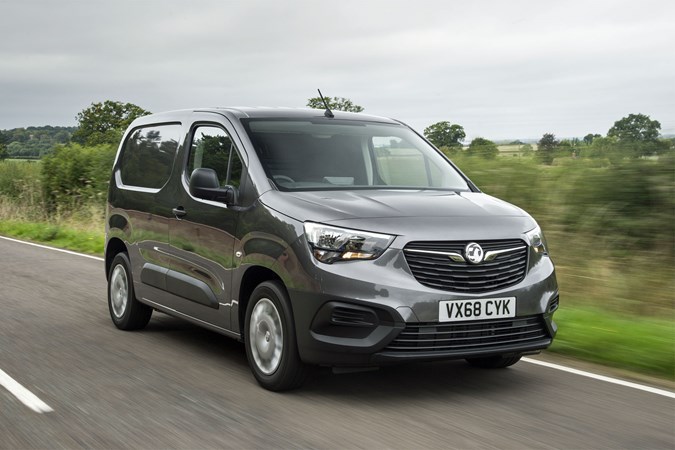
(383, 316, 549, 354)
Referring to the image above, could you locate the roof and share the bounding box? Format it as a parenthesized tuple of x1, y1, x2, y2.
(132, 107, 401, 126)
(211, 107, 398, 123)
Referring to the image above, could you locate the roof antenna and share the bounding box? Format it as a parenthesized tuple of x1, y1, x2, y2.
(317, 89, 334, 118)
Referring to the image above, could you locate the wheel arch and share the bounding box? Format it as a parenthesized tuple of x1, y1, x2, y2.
(105, 237, 127, 280)
(237, 266, 284, 338)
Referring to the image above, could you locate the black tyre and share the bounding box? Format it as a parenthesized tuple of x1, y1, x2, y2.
(466, 354, 522, 369)
(244, 280, 308, 391)
(108, 252, 152, 330)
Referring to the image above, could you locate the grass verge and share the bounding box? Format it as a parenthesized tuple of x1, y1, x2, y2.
(0, 220, 104, 256)
(549, 306, 674, 379)
(0, 220, 672, 380)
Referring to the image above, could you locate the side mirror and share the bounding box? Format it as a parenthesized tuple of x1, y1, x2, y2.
(189, 168, 237, 204)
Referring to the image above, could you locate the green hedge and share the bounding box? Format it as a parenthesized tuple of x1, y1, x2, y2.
(40, 143, 116, 211)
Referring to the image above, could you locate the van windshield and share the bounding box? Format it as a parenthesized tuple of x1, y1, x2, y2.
(242, 119, 470, 192)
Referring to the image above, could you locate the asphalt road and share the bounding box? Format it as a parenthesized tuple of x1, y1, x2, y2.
(1, 237, 673, 449)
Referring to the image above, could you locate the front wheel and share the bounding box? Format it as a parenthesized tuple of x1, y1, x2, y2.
(108, 252, 152, 330)
(466, 354, 522, 369)
(244, 281, 308, 391)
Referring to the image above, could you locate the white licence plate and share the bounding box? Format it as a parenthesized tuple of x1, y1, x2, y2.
(439, 297, 516, 322)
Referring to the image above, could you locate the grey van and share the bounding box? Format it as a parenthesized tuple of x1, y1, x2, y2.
(105, 107, 558, 390)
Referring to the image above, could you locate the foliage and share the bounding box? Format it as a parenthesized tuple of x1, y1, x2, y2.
(608, 113, 661, 142)
(0, 160, 45, 224)
(466, 137, 498, 159)
(71, 100, 150, 146)
(438, 145, 461, 157)
(606, 113, 665, 158)
(561, 158, 675, 249)
(423, 121, 465, 148)
(0, 126, 76, 158)
(550, 306, 674, 378)
(40, 143, 116, 210)
(306, 96, 364, 113)
(557, 140, 577, 158)
(519, 143, 534, 156)
(0, 160, 42, 200)
(537, 133, 559, 165)
(579, 135, 616, 160)
(583, 133, 601, 145)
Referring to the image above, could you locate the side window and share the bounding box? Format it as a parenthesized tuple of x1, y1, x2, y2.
(188, 126, 243, 188)
(119, 124, 181, 189)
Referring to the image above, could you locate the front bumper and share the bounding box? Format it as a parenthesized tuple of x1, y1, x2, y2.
(289, 246, 559, 367)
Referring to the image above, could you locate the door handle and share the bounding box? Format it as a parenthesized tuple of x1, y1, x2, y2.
(172, 207, 187, 218)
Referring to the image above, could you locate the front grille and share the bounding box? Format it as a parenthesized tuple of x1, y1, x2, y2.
(404, 239, 528, 293)
(384, 316, 549, 354)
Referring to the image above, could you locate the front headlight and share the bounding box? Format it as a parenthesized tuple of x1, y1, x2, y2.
(304, 222, 395, 264)
(525, 225, 548, 255)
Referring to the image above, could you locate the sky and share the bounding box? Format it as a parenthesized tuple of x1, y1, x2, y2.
(1, 0, 673, 140)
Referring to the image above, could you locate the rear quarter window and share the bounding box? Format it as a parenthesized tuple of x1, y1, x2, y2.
(119, 124, 182, 189)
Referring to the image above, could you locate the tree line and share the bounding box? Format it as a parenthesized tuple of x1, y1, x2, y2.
(1, 97, 671, 211)
(423, 114, 671, 164)
(0, 126, 76, 159)
(2, 97, 670, 165)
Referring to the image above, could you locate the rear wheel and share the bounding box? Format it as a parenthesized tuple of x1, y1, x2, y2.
(244, 281, 308, 391)
(108, 252, 152, 330)
(466, 354, 522, 369)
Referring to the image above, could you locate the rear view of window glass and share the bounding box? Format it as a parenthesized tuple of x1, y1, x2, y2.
(119, 124, 181, 189)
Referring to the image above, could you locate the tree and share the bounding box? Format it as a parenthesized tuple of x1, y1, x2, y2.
(537, 133, 559, 165)
(583, 133, 601, 145)
(423, 121, 466, 148)
(607, 113, 663, 158)
(306, 96, 364, 113)
(608, 113, 660, 142)
(71, 100, 150, 146)
(466, 137, 499, 159)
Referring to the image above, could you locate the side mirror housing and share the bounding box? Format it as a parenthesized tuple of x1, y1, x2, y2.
(189, 168, 237, 204)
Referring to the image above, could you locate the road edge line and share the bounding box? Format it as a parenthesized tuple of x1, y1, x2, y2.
(0, 369, 54, 413)
(0, 235, 104, 261)
(523, 357, 675, 399)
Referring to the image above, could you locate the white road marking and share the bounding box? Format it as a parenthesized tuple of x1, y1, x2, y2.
(523, 357, 675, 399)
(2, 234, 674, 400)
(0, 369, 53, 413)
(0, 235, 104, 261)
